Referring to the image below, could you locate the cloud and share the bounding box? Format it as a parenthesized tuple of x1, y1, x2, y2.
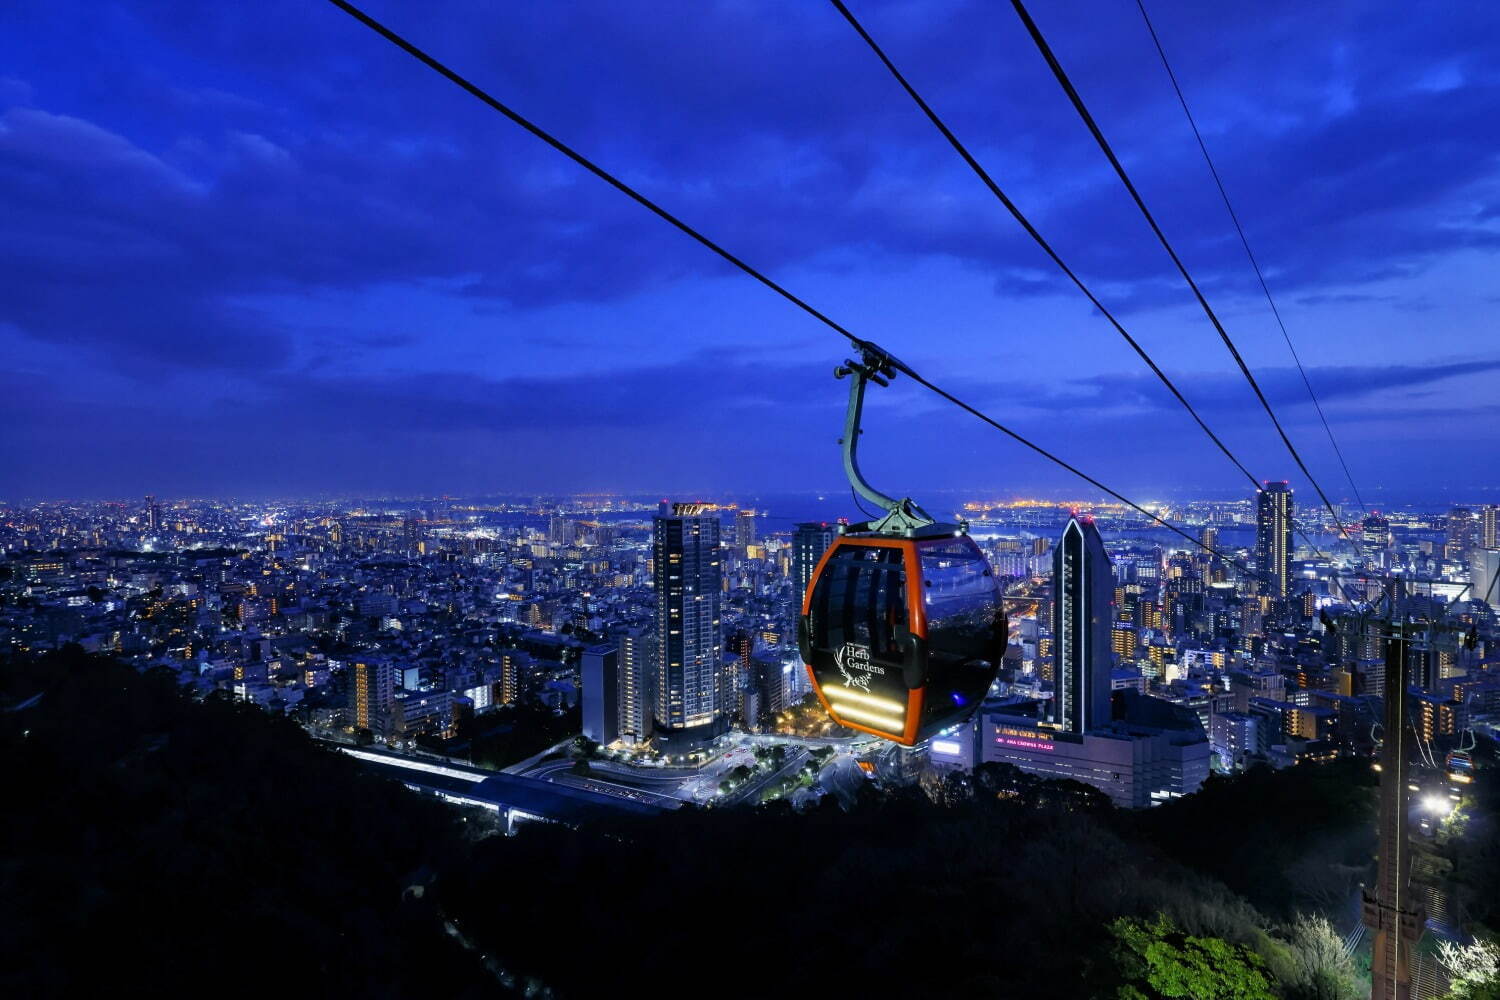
(3, 0, 1496, 334)
(3, 0, 1500, 495)
(946, 356, 1500, 415)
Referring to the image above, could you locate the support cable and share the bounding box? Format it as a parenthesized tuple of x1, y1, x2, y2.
(1008, 0, 1355, 545)
(826, 0, 1260, 494)
(827, 0, 1336, 562)
(1133, 0, 1368, 513)
(324, 0, 1263, 576)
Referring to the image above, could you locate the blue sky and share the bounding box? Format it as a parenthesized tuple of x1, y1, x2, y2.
(2, 0, 1498, 502)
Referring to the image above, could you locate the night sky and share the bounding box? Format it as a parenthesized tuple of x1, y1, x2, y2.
(3, 1, 1498, 501)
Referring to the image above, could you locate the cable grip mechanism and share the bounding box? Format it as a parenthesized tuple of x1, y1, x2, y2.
(835, 340, 937, 537)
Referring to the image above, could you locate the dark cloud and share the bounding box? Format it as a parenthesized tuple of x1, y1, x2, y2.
(952, 357, 1500, 415)
(1, 0, 1498, 495)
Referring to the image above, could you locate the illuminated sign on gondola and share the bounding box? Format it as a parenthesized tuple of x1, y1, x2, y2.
(834, 642, 884, 692)
(800, 531, 1003, 746)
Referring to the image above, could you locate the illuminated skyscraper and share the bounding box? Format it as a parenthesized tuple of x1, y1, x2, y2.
(611, 624, 653, 744)
(1445, 507, 1477, 560)
(1481, 505, 1498, 550)
(653, 502, 725, 747)
(1051, 515, 1114, 734)
(735, 508, 757, 552)
(1255, 482, 1294, 598)
(549, 514, 579, 546)
(348, 657, 393, 737)
(792, 522, 836, 615)
(1362, 511, 1392, 559)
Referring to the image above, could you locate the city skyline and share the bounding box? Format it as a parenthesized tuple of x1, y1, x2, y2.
(5, 477, 1498, 997)
(7, 4, 1500, 997)
(4, 0, 1500, 498)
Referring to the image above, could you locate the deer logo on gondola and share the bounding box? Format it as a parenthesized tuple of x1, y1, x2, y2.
(835, 642, 873, 693)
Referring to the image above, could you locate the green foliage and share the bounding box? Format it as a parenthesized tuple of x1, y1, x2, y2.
(1100, 914, 1277, 1000)
(1438, 938, 1500, 999)
(1440, 735, 1500, 936)
(442, 780, 1278, 998)
(1281, 913, 1362, 1000)
(0, 647, 1420, 1000)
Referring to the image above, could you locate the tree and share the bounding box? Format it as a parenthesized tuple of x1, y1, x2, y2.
(1283, 913, 1361, 1000)
(1099, 914, 1278, 1000)
(1438, 939, 1500, 1000)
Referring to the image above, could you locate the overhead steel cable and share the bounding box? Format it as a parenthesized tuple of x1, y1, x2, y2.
(827, 0, 1335, 564)
(892, 363, 1258, 574)
(323, 0, 1255, 574)
(1133, 0, 1368, 515)
(1007, 0, 1356, 546)
(826, 0, 1260, 494)
(323, 0, 861, 348)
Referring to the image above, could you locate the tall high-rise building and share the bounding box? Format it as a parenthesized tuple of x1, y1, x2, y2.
(653, 502, 725, 747)
(144, 495, 160, 533)
(792, 522, 837, 615)
(581, 644, 619, 745)
(612, 624, 653, 744)
(1199, 525, 1218, 554)
(1445, 507, 1477, 560)
(499, 649, 529, 705)
(1052, 515, 1115, 734)
(1362, 511, 1392, 558)
(1481, 505, 1498, 550)
(728, 629, 754, 672)
(548, 514, 579, 547)
(349, 657, 393, 737)
(1472, 548, 1500, 611)
(1255, 482, 1294, 598)
(735, 509, 757, 552)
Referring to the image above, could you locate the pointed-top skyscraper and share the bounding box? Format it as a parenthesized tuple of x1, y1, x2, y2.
(1051, 515, 1114, 734)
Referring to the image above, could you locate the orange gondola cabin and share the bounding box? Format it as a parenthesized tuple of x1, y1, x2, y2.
(798, 529, 1005, 746)
(799, 341, 1007, 746)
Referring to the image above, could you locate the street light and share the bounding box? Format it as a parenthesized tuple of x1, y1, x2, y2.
(1422, 794, 1451, 816)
